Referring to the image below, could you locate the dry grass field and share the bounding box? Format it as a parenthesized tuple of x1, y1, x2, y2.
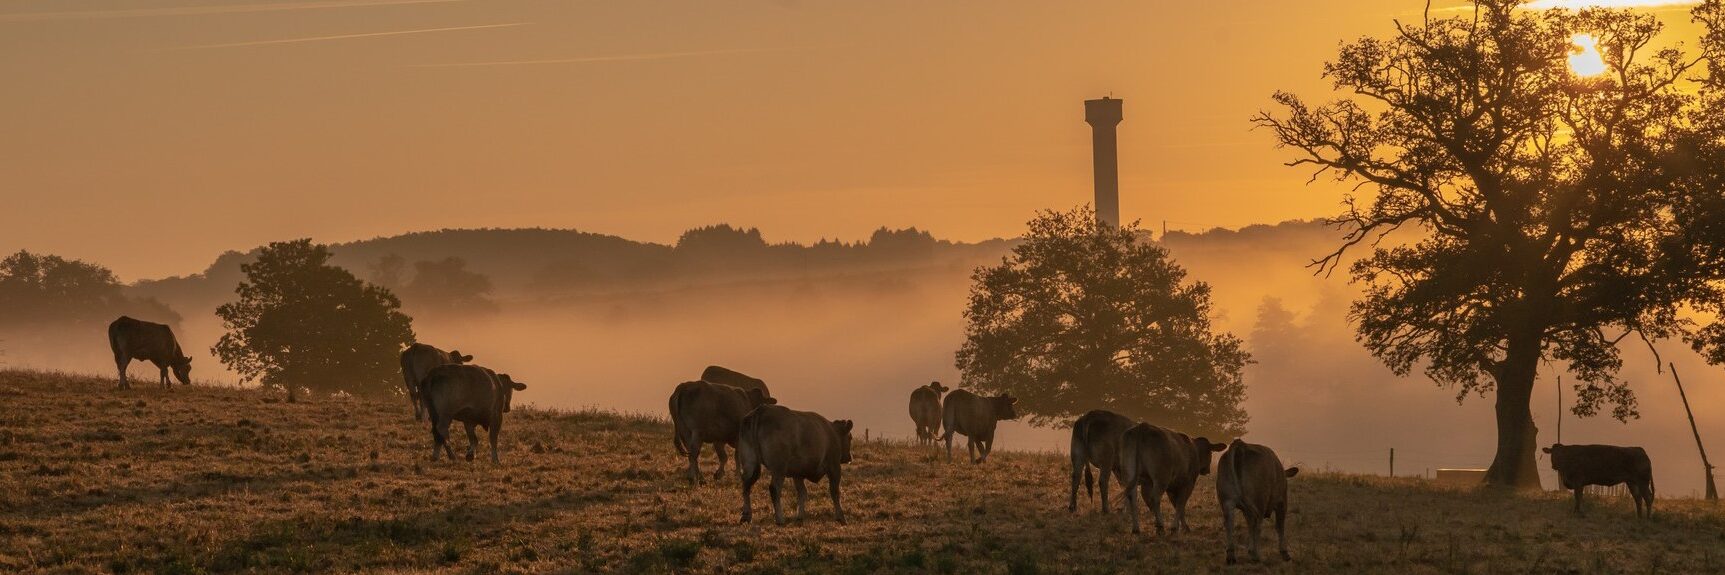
(3, 369, 1724, 574)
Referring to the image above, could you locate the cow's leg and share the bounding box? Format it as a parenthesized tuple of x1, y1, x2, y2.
(1222, 501, 1239, 564)
(739, 456, 760, 523)
(1068, 459, 1083, 513)
(712, 443, 728, 483)
(980, 437, 993, 463)
(967, 437, 979, 464)
(1171, 483, 1192, 534)
(769, 471, 787, 526)
(794, 478, 808, 520)
(1275, 502, 1291, 561)
(685, 431, 703, 486)
(1246, 503, 1264, 562)
(829, 469, 846, 524)
(158, 364, 170, 389)
(1099, 466, 1114, 514)
(1124, 477, 1143, 534)
(1572, 488, 1584, 516)
(409, 385, 423, 421)
(1146, 481, 1166, 536)
(943, 429, 955, 462)
(488, 421, 501, 464)
(432, 416, 456, 461)
(463, 422, 478, 461)
(114, 354, 130, 390)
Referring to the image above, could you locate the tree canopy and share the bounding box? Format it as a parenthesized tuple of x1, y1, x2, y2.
(1256, 0, 1725, 488)
(213, 239, 415, 399)
(954, 207, 1249, 438)
(0, 250, 178, 328)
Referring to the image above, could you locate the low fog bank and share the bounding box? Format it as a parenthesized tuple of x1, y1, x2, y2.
(12, 220, 1722, 497)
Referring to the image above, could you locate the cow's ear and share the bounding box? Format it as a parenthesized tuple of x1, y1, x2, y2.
(181, 356, 193, 364)
(1541, 447, 1552, 454)
(834, 420, 854, 435)
(1007, 396, 1018, 405)
(1285, 467, 1300, 478)
(511, 381, 527, 391)
(1209, 442, 1227, 452)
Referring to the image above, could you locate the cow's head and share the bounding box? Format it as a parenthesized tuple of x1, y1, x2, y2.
(1190, 437, 1226, 475)
(747, 388, 777, 407)
(450, 350, 474, 364)
(832, 419, 855, 464)
(494, 373, 527, 412)
(928, 381, 949, 395)
(171, 356, 193, 385)
(1541, 443, 1567, 470)
(992, 394, 1020, 420)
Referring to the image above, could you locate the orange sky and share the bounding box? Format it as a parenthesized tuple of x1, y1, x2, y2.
(0, 0, 1707, 280)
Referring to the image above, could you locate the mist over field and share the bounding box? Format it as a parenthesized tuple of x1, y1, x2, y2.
(6, 221, 1721, 497)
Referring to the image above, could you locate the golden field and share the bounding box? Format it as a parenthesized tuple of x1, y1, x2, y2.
(2, 369, 1723, 574)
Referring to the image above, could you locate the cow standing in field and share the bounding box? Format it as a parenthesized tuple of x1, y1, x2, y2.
(107, 316, 192, 390)
(1217, 439, 1299, 564)
(941, 389, 1019, 463)
(701, 365, 772, 399)
(737, 404, 854, 525)
(421, 364, 527, 464)
(907, 381, 949, 445)
(669, 380, 776, 485)
(1543, 443, 1656, 518)
(1118, 423, 1225, 535)
(400, 343, 473, 420)
(1068, 409, 1137, 513)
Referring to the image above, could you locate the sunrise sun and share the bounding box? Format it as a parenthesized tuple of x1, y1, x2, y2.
(1569, 33, 1608, 76)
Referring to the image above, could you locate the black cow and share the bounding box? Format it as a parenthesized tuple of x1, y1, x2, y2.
(701, 365, 772, 399)
(107, 316, 191, 389)
(421, 364, 527, 464)
(1543, 443, 1655, 518)
(940, 389, 1019, 463)
(1068, 409, 1137, 513)
(400, 343, 473, 420)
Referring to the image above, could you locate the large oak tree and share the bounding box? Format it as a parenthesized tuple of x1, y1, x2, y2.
(1257, 1, 1725, 488)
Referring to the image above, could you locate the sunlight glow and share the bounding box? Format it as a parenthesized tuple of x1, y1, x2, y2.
(1524, 0, 1700, 8)
(1568, 34, 1609, 77)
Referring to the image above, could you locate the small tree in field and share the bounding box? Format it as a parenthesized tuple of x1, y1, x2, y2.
(1257, 1, 1725, 488)
(955, 207, 1250, 438)
(213, 239, 415, 399)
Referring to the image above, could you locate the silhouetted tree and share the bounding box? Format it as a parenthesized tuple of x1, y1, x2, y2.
(954, 207, 1249, 437)
(0, 250, 178, 328)
(212, 239, 415, 400)
(1257, 1, 1725, 488)
(368, 253, 408, 290)
(400, 256, 498, 316)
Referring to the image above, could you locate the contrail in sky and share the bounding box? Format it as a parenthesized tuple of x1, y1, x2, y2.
(0, 0, 462, 23)
(168, 22, 524, 50)
(412, 47, 787, 68)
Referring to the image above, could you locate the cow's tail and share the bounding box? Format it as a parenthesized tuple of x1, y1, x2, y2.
(423, 376, 446, 445)
(670, 387, 689, 456)
(1228, 439, 1260, 517)
(1071, 417, 1094, 499)
(736, 409, 762, 482)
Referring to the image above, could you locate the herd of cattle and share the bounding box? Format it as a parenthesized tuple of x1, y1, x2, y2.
(104, 315, 1664, 564)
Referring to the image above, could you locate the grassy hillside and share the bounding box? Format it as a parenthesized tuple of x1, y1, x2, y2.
(2, 370, 1722, 574)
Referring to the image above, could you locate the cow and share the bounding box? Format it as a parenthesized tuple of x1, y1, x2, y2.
(420, 364, 526, 464)
(941, 389, 1019, 463)
(700, 365, 772, 398)
(1543, 443, 1655, 518)
(400, 343, 473, 421)
(107, 316, 192, 390)
(737, 404, 854, 525)
(1217, 439, 1299, 564)
(668, 380, 776, 485)
(1117, 423, 1225, 536)
(1068, 409, 1137, 514)
(907, 381, 949, 445)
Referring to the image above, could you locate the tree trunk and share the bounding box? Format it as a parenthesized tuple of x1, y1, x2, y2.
(1484, 330, 1544, 490)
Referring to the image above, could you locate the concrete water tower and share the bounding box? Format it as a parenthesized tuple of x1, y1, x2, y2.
(1085, 97, 1123, 227)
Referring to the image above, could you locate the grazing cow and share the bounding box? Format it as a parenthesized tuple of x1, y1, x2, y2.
(421, 364, 526, 464)
(700, 365, 772, 398)
(400, 343, 473, 421)
(1068, 409, 1137, 513)
(907, 381, 949, 445)
(668, 380, 776, 485)
(941, 389, 1019, 463)
(1543, 443, 1655, 518)
(107, 316, 192, 390)
(1118, 423, 1225, 535)
(737, 404, 854, 525)
(1217, 439, 1299, 564)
